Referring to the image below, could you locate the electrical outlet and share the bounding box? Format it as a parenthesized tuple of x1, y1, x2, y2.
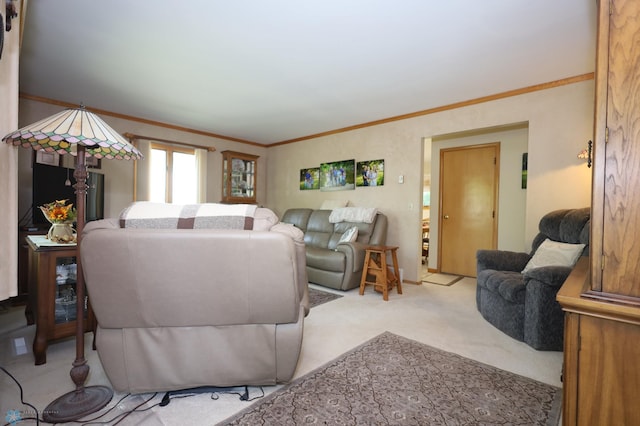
(398, 175, 404, 184)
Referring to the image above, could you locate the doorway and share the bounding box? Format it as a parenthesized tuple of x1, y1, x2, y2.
(438, 143, 499, 277)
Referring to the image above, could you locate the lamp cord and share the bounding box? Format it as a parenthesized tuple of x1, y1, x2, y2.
(0, 365, 39, 426)
(0, 364, 265, 425)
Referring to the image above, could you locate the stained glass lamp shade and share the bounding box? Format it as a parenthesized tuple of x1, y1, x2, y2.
(3, 106, 142, 422)
(4, 106, 142, 160)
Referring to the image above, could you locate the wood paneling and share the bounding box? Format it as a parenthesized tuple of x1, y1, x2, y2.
(599, 0, 640, 298)
(577, 316, 640, 425)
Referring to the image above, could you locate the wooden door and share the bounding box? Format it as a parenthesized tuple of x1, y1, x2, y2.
(439, 143, 498, 276)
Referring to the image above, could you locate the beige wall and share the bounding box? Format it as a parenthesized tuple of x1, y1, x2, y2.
(267, 80, 594, 282)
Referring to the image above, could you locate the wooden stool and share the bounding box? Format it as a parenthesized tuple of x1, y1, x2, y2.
(359, 245, 402, 301)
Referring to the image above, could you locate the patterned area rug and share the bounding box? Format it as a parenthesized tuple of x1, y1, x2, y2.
(308, 287, 343, 308)
(222, 332, 561, 425)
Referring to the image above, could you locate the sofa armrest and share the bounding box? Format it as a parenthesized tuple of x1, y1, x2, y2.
(82, 218, 119, 233)
(368, 214, 388, 246)
(523, 265, 573, 289)
(477, 249, 531, 274)
(336, 241, 368, 273)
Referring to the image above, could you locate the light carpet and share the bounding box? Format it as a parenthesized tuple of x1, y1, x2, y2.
(222, 331, 562, 425)
(423, 273, 464, 286)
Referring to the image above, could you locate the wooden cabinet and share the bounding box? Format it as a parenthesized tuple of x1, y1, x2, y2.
(15, 225, 49, 308)
(221, 150, 258, 204)
(26, 236, 95, 365)
(558, 1, 640, 424)
(558, 259, 640, 425)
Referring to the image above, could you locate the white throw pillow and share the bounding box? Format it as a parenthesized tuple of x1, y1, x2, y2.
(338, 226, 359, 243)
(522, 238, 585, 273)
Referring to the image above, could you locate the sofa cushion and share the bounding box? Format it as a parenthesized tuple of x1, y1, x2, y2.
(281, 208, 313, 233)
(305, 246, 345, 272)
(522, 238, 585, 273)
(304, 210, 334, 248)
(477, 269, 525, 304)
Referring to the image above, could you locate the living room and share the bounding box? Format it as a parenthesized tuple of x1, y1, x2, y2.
(13, 78, 594, 286)
(2, 2, 624, 425)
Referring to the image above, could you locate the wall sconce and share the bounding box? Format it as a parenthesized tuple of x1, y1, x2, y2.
(577, 140, 592, 168)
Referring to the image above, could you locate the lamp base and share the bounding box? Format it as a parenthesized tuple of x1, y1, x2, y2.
(43, 385, 113, 423)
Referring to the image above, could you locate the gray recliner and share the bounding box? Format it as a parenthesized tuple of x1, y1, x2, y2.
(476, 207, 590, 351)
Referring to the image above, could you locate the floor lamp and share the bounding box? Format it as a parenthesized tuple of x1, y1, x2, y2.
(3, 106, 142, 422)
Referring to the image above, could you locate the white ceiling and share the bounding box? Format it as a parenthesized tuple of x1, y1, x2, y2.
(18, 1, 596, 145)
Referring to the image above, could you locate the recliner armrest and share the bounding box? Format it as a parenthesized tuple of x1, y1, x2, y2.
(476, 249, 531, 274)
(335, 241, 368, 273)
(523, 265, 573, 289)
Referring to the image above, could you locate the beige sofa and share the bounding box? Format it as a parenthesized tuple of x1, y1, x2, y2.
(281, 207, 388, 291)
(81, 203, 309, 393)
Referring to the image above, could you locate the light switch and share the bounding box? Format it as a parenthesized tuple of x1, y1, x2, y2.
(398, 175, 404, 184)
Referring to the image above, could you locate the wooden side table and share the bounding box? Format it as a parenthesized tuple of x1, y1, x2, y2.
(359, 245, 402, 301)
(26, 235, 96, 365)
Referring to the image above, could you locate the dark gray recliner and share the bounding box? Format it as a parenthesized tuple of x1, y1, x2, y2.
(476, 208, 590, 351)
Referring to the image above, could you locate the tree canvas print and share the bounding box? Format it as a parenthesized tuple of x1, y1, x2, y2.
(319, 160, 355, 191)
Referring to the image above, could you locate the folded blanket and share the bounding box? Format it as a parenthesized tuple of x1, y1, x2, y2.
(119, 202, 258, 230)
(329, 207, 378, 224)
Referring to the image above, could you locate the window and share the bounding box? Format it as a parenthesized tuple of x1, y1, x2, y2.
(149, 143, 198, 203)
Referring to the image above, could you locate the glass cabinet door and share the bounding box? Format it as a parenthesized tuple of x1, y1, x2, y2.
(222, 150, 259, 204)
(54, 256, 86, 324)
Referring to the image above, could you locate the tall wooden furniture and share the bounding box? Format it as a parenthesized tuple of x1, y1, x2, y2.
(26, 236, 95, 365)
(16, 225, 49, 308)
(557, 1, 640, 424)
(221, 150, 258, 204)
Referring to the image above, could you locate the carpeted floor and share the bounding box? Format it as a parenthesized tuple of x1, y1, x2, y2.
(1, 280, 564, 425)
(308, 286, 343, 308)
(222, 332, 562, 425)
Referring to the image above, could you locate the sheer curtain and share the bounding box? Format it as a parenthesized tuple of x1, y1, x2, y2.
(195, 148, 207, 202)
(135, 142, 207, 203)
(0, 7, 22, 300)
(134, 139, 152, 201)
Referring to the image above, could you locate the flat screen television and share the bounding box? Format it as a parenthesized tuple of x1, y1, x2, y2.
(32, 163, 105, 225)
